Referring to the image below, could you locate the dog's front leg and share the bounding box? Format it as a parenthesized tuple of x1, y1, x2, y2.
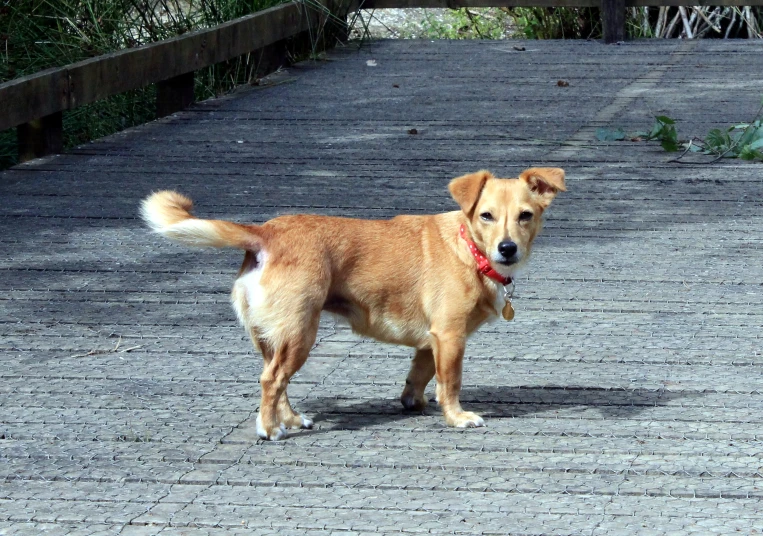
(430, 331, 484, 428)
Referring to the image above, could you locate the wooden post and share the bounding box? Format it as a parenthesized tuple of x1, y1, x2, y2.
(156, 72, 195, 118)
(17, 112, 64, 163)
(252, 41, 289, 79)
(601, 0, 626, 43)
(326, 0, 350, 44)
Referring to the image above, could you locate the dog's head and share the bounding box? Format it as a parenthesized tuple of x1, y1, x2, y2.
(449, 168, 565, 276)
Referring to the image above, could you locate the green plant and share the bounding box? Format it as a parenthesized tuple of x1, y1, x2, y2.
(507, 7, 601, 39)
(657, 101, 763, 162)
(702, 119, 763, 161)
(595, 116, 679, 151)
(596, 97, 763, 163)
(646, 116, 680, 153)
(420, 8, 514, 39)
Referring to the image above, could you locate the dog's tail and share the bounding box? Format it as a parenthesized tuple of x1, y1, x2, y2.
(140, 191, 261, 250)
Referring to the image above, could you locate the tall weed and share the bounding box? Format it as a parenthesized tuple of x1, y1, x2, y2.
(509, 7, 600, 39)
(507, 5, 763, 40)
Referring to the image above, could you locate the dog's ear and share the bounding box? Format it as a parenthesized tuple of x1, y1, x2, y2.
(519, 167, 566, 208)
(449, 170, 493, 217)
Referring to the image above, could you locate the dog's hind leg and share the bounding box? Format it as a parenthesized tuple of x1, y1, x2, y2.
(400, 349, 435, 412)
(252, 334, 313, 431)
(256, 318, 319, 441)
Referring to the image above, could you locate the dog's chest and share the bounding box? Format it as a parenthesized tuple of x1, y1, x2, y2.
(475, 282, 504, 324)
(491, 284, 505, 316)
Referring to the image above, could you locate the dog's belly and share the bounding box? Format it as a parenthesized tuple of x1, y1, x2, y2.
(323, 295, 430, 348)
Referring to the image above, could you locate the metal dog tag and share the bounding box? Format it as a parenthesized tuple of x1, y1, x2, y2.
(502, 282, 516, 321)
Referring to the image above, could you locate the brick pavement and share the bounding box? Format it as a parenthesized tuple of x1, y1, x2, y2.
(1, 39, 763, 535)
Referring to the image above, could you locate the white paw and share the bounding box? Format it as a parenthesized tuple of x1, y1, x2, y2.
(454, 412, 485, 428)
(299, 414, 314, 429)
(256, 414, 288, 441)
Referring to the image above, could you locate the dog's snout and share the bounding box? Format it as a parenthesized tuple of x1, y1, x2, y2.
(498, 240, 518, 259)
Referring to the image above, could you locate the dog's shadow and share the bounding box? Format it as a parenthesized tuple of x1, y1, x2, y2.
(298, 384, 702, 436)
(460, 384, 701, 419)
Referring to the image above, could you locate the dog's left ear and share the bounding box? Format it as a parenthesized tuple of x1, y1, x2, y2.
(519, 167, 566, 208)
(449, 170, 493, 217)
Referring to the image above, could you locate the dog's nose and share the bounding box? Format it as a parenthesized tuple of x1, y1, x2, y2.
(498, 240, 518, 259)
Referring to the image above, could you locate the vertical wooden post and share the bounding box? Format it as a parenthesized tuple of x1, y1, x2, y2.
(324, 0, 350, 46)
(252, 41, 289, 79)
(17, 112, 64, 163)
(601, 0, 626, 43)
(156, 72, 195, 118)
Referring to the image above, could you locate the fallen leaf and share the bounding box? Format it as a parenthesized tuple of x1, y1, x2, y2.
(595, 128, 625, 142)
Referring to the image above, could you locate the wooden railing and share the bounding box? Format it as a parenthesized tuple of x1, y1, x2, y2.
(0, 0, 346, 162)
(2, 0, 762, 163)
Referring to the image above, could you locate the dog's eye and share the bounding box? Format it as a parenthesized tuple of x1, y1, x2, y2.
(519, 211, 533, 222)
(480, 212, 494, 222)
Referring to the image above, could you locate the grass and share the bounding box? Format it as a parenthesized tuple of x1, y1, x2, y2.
(0, 0, 291, 169)
(414, 8, 515, 39)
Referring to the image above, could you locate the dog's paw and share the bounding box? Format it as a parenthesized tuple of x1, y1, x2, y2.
(450, 411, 485, 428)
(401, 392, 428, 412)
(256, 414, 288, 441)
(260, 423, 287, 441)
(280, 413, 313, 430)
(299, 414, 314, 429)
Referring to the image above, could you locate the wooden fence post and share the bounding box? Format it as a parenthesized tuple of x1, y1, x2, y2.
(156, 72, 195, 118)
(327, 0, 351, 43)
(601, 0, 626, 43)
(17, 112, 64, 163)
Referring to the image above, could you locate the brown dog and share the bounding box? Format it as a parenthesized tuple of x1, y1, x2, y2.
(141, 168, 565, 440)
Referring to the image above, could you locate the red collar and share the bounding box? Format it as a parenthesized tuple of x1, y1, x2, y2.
(459, 225, 512, 286)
